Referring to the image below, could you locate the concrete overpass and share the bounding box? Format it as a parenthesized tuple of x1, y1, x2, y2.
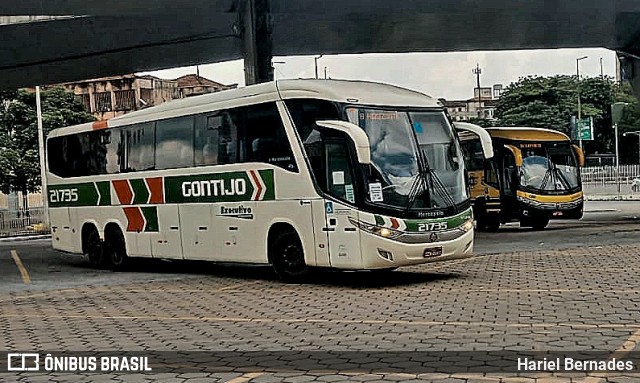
(1, 0, 640, 93)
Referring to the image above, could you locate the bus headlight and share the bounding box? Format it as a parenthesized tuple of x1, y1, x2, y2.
(348, 218, 403, 239)
(460, 219, 474, 233)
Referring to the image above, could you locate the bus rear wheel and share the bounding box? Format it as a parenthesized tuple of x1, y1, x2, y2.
(84, 227, 107, 269)
(105, 229, 129, 271)
(271, 231, 309, 283)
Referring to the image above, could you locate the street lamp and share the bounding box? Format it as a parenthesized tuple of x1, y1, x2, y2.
(612, 102, 629, 195)
(314, 55, 324, 79)
(623, 130, 640, 165)
(576, 56, 588, 150)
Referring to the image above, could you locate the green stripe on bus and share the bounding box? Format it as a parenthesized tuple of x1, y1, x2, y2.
(141, 206, 159, 232)
(96, 181, 111, 206)
(130, 179, 150, 205)
(258, 169, 275, 200)
(164, 170, 275, 204)
(403, 208, 473, 232)
(48, 183, 99, 207)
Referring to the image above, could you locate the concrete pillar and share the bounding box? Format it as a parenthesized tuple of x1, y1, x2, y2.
(240, 0, 273, 85)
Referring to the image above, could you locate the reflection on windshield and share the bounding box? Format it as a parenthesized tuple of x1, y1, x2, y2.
(520, 145, 580, 191)
(346, 108, 467, 209)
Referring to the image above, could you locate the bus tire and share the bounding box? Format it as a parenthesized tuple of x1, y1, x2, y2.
(270, 231, 308, 283)
(82, 225, 106, 269)
(530, 216, 549, 230)
(477, 214, 500, 232)
(370, 267, 397, 274)
(105, 227, 129, 271)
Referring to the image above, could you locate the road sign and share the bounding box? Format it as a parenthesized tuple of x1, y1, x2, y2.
(571, 117, 593, 141)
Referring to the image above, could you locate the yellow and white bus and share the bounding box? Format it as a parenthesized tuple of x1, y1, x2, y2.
(46, 79, 492, 281)
(458, 125, 585, 231)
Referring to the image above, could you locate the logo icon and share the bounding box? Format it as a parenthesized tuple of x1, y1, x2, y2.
(325, 202, 334, 214)
(7, 353, 40, 371)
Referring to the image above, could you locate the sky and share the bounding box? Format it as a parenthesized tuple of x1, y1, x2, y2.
(140, 48, 617, 101)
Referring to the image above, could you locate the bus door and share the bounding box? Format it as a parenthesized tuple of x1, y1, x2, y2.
(501, 145, 520, 213)
(322, 139, 362, 268)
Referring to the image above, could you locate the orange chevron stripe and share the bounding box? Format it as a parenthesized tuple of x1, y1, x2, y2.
(146, 177, 164, 204)
(123, 207, 145, 232)
(113, 180, 133, 205)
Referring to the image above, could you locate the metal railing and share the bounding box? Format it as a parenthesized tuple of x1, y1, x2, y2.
(581, 165, 640, 197)
(0, 193, 49, 237)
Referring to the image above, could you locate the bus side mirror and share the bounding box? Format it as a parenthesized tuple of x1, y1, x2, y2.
(316, 120, 371, 164)
(572, 144, 585, 167)
(453, 122, 494, 159)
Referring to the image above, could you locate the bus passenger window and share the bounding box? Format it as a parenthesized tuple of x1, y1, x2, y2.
(195, 112, 238, 166)
(156, 116, 195, 169)
(125, 122, 155, 172)
(243, 103, 297, 172)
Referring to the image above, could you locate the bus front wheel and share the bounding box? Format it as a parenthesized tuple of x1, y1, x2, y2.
(271, 231, 309, 283)
(477, 214, 500, 232)
(521, 216, 549, 231)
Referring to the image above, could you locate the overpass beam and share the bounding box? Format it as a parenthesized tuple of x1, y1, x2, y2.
(241, 0, 273, 85)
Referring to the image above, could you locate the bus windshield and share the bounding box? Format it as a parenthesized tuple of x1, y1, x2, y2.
(520, 143, 580, 192)
(346, 107, 468, 210)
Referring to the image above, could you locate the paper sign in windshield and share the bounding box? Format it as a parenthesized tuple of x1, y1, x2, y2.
(345, 184, 355, 203)
(369, 183, 384, 202)
(332, 171, 345, 185)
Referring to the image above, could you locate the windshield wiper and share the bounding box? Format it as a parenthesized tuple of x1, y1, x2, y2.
(551, 164, 572, 190)
(404, 164, 431, 214)
(404, 148, 457, 213)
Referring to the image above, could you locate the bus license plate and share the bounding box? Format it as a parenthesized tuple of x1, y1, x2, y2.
(553, 211, 563, 216)
(423, 247, 443, 258)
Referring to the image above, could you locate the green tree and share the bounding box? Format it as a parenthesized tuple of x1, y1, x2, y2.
(0, 87, 94, 207)
(494, 75, 639, 159)
(615, 83, 640, 164)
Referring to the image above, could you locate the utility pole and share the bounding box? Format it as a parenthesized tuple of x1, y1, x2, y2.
(600, 58, 604, 78)
(36, 86, 49, 229)
(576, 56, 588, 150)
(472, 63, 482, 118)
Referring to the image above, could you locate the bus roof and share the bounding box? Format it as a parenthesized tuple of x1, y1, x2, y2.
(485, 127, 571, 142)
(49, 79, 441, 138)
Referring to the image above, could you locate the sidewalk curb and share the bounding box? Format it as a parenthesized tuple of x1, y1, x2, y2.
(0, 234, 51, 242)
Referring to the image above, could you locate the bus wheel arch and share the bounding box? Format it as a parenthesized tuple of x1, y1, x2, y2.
(104, 222, 129, 271)
(267, 223, 309, 282)
(81, 223, 106, 268)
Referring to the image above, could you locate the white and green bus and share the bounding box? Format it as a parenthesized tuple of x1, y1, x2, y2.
(46, 79, 491, 281)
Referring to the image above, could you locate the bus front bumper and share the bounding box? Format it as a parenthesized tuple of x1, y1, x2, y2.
(358, 228, 474, 269)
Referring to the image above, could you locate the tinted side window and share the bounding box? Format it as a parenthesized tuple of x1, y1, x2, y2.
(156, 116, 194, 169)
(285, 99, 341, 142)
(242, 103, 297, 172)
(195, 111, 239, 166)
(47, 129, 120, 177)
(124, 122, 155, 172)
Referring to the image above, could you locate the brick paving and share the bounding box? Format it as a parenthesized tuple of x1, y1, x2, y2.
(1, 244, 640, 382)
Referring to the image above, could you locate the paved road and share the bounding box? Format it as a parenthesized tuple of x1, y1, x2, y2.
(475, 201, 640, 255)
(0, 201, 639, 382)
